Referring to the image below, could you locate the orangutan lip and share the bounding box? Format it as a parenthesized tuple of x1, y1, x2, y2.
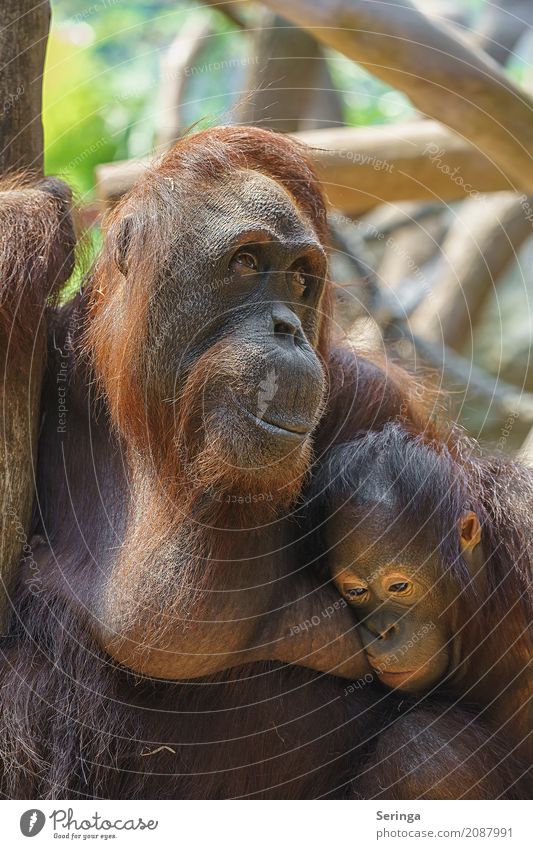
(236, 401, 312, 440)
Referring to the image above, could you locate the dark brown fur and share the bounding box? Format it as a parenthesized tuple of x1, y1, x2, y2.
(305, 424, 532, 791)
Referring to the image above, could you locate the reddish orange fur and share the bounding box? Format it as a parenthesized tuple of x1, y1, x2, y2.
(86, 127, 333, 521)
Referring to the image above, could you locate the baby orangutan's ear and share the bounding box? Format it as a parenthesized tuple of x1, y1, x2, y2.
(459, 511, 482, 554)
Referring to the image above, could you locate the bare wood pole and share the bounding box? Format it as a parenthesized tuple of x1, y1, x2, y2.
(239, 13, 343, 132)
(0, 1, 52, 630)
(155, 16, 214, 150)
(257, 0, 533, 192)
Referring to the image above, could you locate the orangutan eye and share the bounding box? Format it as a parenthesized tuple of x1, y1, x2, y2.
(388, 581, 411, 594)
(344, 585, 368, 602)
(229, 250, 258, 276)
(292, 265, 310, 298)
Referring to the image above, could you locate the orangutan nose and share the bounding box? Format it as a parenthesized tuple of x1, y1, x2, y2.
(378, 623, 398, 640)
(271, 303, 304, 344)
(364, 619, 399, 641)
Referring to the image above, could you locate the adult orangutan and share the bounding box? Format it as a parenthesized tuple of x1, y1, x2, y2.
(0, 127, 523, 799)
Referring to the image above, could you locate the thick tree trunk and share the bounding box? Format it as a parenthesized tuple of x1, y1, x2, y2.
(0, 1, 51, 631)
(0, 1, 50, 174)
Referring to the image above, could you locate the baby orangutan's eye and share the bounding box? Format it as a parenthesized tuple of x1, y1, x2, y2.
(388, 580, 411, 595)
(343, 584, 368, 603)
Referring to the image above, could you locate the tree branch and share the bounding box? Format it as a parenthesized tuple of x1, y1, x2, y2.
(391, 323, 533, 423)
(257, 0, 533, 192)
(410, 192, 533, 350)
(238, 13, 343, 132)
(95, 120, 509, 213)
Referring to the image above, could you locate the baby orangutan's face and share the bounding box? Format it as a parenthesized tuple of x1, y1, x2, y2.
(325, 503, 482, 693)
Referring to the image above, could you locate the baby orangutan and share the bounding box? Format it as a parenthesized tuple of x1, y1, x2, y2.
(307, 423, 532, 763)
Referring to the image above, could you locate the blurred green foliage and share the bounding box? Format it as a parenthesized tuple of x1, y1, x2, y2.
(44, 32, 118, 199)
(43, 1, 243, 197)
(45, 1, 187, 197)
(42, 0, 422, 198)
(327, 57, 414, 127)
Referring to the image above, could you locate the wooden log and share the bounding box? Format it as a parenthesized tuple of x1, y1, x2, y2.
(96, 120, 509, 213)
(258, 0, 533, 193)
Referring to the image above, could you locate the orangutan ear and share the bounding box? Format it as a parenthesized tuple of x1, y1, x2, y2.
(459, 511, 482, 554)
(113, 215, 134, 277)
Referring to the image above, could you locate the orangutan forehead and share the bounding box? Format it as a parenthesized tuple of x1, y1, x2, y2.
(188, 168, 319, 245)
(327, 503, 436, 575)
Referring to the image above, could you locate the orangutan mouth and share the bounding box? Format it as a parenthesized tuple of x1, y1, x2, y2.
(236, 400, 313, 441)
(375, 669, 419, 686)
